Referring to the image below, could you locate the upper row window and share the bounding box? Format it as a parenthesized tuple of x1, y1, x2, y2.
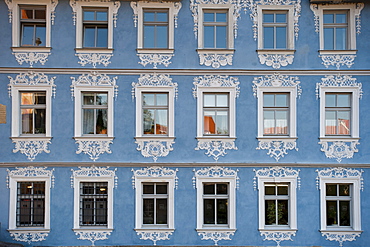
(20, 5, 46, 47)
(83, 8, 108, 48)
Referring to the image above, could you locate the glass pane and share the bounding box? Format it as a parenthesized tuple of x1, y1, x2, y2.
(96, 199, 107, 224)
(217, 183, 228, 195)
(325, 111, 336, 135)
(336, 13, 347, 24)
(35, 25, 46, 46)
(157, 12, 168, 22)
(339, 184, 350, 196)
(337, 94, 350, 107)
(143, 184, 154, 194)
(21, 109, 33, 134)
(95, 109, 107, 134)
(156, 184, 167, 194)
(33, 199, 45, 224)
(263, 111, 275, 135)
(96, 93, 107, 105)
(33, 182, 45, 194)
(263, 27, 274, 49)
(34, 109, 46, 134)
(83, 93, 95, 105)
(144, 26, 155, 48)
(216, 13, 227, 22)
(204, 199, 215, 224)
(338, 111, 350, 135)
(204, 26, 214, 48)
(144, 12, 155, 22)
(83, 109, 94, 134)
(324, 13, 334, 23)
(216, 111, 228, 135)
(263, 94, 274, 107)
(156, 94, 168, 106)
(20, 199, 31, 225)
(21, 93, 33, 105)
(326, 94, 336, 107)
(84, 27, 95, 47)
(21, 9, 34, 19)
(96, 11, 107, 21)
(35, 92, 46, 105)
(265, 185, 275, 195)
(82, 199, 94, 224)
(340, 201, 350, 226)
(217, 199, 228, 224)
(276, 13, 286, 23)
(265, 200, 276, 225)
(276, 27, 286, 49)
(156, 25, 168, 48)
(22, 25, 34, 46)
(216, 94, 228, 107)
(143, 109, 155, 134)
(84, 11, 95, 21)
(326, 184, 337, 196)
(204, 94, 215, 107)
(277, 200, 289, 225)
(143, 94, 154, 106)
(263, 13, 274, 23)
(336, 28, 347, 50)
(204, 12, 214, 22)
(324, 28, 334, 50)
(143, 199, 154, 224)
(204, 184, 215, 194)
(82, 183, 94, 194)
(326, 201, 337, 226)
(97, 27, 108, 47)
(277, 185, 288, 195)
(276, 111, 288, 135)
(96, 183, 108, 194)
(204, 111, 216, 134)
(156, 110, 168, 135)
(275, 94, 288, 107)
(156, 199, 168, 224)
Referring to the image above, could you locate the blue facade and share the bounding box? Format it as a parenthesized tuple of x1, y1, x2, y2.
(0, 0, 369, 246)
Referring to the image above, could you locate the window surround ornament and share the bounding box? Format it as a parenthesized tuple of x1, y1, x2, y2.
(130, 1, 181, 69)
(243, 0, 301, 69)
(69, 0, 121, 67)
(253, 73, 301, 161)
(190, 0, 241, 67)
(7, 166, 54, 244)
(193, 167, 239, 246)
(8, 71, 56, 161)
(254, 166, 300, 247)
(316, 167, 363, 247)
(193, 75, 240, 161)
(70, 71, 118, 161)
(132, 166, 178, 245)
(132, 74, 178, 162)
(310, 3, 364, 70)
(71, 166, 117, 246)
(316, 75, 362, 163)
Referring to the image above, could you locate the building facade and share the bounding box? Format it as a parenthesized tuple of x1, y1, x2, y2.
(0, 0, 369, 246)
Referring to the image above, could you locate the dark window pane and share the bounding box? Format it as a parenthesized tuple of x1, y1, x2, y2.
(277, 200, 289, 225)
(143, 199, 154, 224)
(95, 109, 107, 134)
(340, 201, 350, 226)
(34, 109, 46, 134)
(96, 199, 107, 224)
(156, 184, 167, 194)
(156, 199, 168, 224)
(326, 200, 337, 226)
(204, 199, 215, 224)
(326, 184, 337, 196)
(277, 185, 288, 195)
(204, 184, 215, 194)
(339, 184, 350, 196)
(82, 198, 94, 224)
(265, 186, 275, 195)
(217, 183, 228, 195)
(217, 199, 228, 224)
(265, 200, 276, 225)
(143, 184, 154, 194)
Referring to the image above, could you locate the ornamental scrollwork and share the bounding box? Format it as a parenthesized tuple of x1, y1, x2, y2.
(253, 166, 300, 190)
(316, 167, 364, 191)
(76, 53, 113, 68)
(75, 139, 113, 161)
(252, 73, 301, 97)
(132, 166, 178, 189)
(75, 230, 112, 246)
(193, 167, 239, 189)
(9, 232, 49, 244)
(12, 139, 51, 162)
(320, 55, 356, 70)
(199, 53, 233, 68)
(316, 74, 363, 99)
(132, 74, 178, 99)
(321, 232, 361, 247)
(197, 231, 235, 246)
(260, 231, 296, 247)
(71, 166, 118, 188)
(136, 231, 173, 245)
(257, 140, 298, 162)
(195, 140, 237, 161)
(319, 140, 360, 163)
(135, 140, 175, 162)
(13, 52, 50, 67)
(6, 166, 55, 189)
(193, 75, 240, 98)
(137, 54, 174, 69)
(70, 71, 118, 99)
(8, 71, 56, 97)
(258, 54, 294, 69)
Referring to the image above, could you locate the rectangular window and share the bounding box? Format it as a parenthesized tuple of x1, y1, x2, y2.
(142, 93, 168, 135)
(80, 182, 108, 226)
(326, 183, 351, 227)
(17, 181, 45, 227)
(82, 92, 108, 135)
(20, 5, 46, 47)
(325, 93, 351, 136)
(143, 9, 169, 49)
(264, 183, 289, 226)
(263, 11, 287, 49)
(83, 8, 108, 48)
(203, 10, 227, 49)
(323, 11, 348, 50)
(20, 92, 46, 135)
(203, 183, 228, 226)
(203, 93, 229, 135)
(142, 183, 168, 225)
(263, 93, 289, 135)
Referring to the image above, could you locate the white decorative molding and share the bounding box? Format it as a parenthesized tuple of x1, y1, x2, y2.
(70, 71, 118, 99)
(320, 55, 356, 70)
(76, 53, 113, 68)
(319, 140, 359, 163)
(8, 71, 56, 97)
(137, 53, 174, 69)
(135, 139, 174, 162)
(193, 75, 240, 98)
(132, 166, 178, 189)
(197, 231, 234, 246)
(75, 139, 113, 161)
(13, 52, 50, 67)
(253, 166, 300, 191)
(252, 73, 301, 97)
(316, 74, 363, 98)
(196, 139, 237, 161)
(258, 54, 294, 69)
(136, 231, 173, 246)
(71, 166, 118, 189)
(316, 167, 364, 191)
(9, 232, 49, 244)
(132, 73, 178, 100)
(12, 139, 51, 161)
(260, 231, 296, 247)
(6, 166, 55, 189)
(321, 232, 361, 247)
(244, 0, 301, 41)
(257, 139, 298, 161)
(193, 166, 239, 189)
(75, 230, 112, 246)
(199, 53, 233, 68)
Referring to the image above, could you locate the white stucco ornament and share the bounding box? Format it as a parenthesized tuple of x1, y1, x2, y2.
(195, 139, 237, 161)
(75, 139, 113, 161)
(71, 166, 118, 189)
(319, 140, 359, 163)
(132, 166, 178, 189)
(316, 167, 364, 191)
(76, 53, 113, 68)
(320, 54, 356, 70)
(75, 230, 112, 246)
(260, 231, 295, 247)
(13, 52, 51, 67)
(253, 166, 300, 190)
(257, 140, 298, 162)
(136, 231, 173, 246)
(198, 231, 234, 246)
(259, 54, 294, 69)
(135, 140, 174, 162)
(137, 53, 174, 69)
(12, 139, 51, 161)
(10, 232, 49, 244)
(199, 53, 233, 68)
(321, 232, 361, 247)
(193, 166, 239, 189)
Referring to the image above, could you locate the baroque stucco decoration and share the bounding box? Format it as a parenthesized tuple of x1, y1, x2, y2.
(199, 53, 233, 69)
(321, 232, 361, 247)
(197, 231, 234, 246)
(257, 140, 298, 162)
(193, 166, 239, 189)
(320, 54, 356, 70)
(137, 54, 174, 69)
(12, 139, 51, 161)
(13, 52, 51, 68)
(193, 75, 241, 98)
(75, 139, 113, 161)
(71, 166, 118, 188)
(253, 166, 300, 191)
(76, 53, 113, 68)
(135, 140, 174, 162)
(75, 231, 111, 246)
(10, 232, 49, 244)
(195, 140, 237, 161)
(6, 166, 55, 188)
(132, 166, 178, 189)
(136, 231, 173, 246)
(258, 54, 294, 69)
(260, 231, 295, 247)
(316, 167, 364, 191)
(132, 73, 178, 99)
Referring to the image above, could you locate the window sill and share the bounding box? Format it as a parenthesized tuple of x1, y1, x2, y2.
(74, 136, 114, 140)
(197, 49, 234, 55)
(196, 228, 236, 232)
(8, 228, 50, 233)
(135, 228, 175, 231)
(259, 228, 297, 232)
(73, 228, 113, 231)
(257, 137, 297, 141)
(75, 48, 113, 54)
(319, 50, 357, 55)
(257, 49, 295, 55)
(197, 136, 236, 141)
(11, 136, 52, 140)
(12, 47, 51, 53)
(135, 136, 175, 141)
(319, 137, 359, 142)
(137, 49, 174, 54)
(320, 229, 362, 233)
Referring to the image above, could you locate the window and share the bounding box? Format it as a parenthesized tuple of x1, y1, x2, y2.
(20, 5, 46, 47)
(323, 11, 348, 50)
(264, 183, 289, 227)
(325, 184, 351, 228)
(142, 183, 168, 226)
(203, 93, 229, 136)
(143, 10, 168, 49)
(325, 93, 351, 136)
(20, 92, 46, 135)
(83, 8, 108, 48)
(203, 183, 228, 226)
(203, 10, 227, 49)
(142, 93, 168, 135)
(81, 92, 108, 135)
(80, 182, 108, 226)
(263, 93, 289, 136)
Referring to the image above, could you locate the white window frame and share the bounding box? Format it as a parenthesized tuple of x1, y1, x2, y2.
(257, 5, 295, 55)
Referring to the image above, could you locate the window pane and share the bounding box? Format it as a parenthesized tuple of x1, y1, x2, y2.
(83, 109, 94, 134)
(84, 27, 95, 47)
(336, 13, 347, 24)
(144, 12, 155, 22)
(35, 92, 46, 104)
(156, 25, 168, 48)
(216, 94, 228, 107)
(263, 27, 274, 49)
(339, 184, 350, 196)
(326, 94, 336, 107)
(144, 26, 155, 48)
(96, 199, 107, 224)
(97, 27, 108, 47)
(35, 25, 46, 46)
(22, 25, 34, 46)
(326, 201, 337, 226)
(264, 111, 275, 135)
(95, 109, 107, 134)
(276, 27, 286, 49)
(217, 199, 228, 224)
(156, 199, 168, 224)
(340, 201, 350, 226)
(21, 109, 33, 134)
(143, 184, 154, 194)
(204, 94, 215, 107)
(83, 93, 95, 105)
(156, 109, 168, 135)
(336, 28, 346, 50)
(265, 185, 275, 195)
(276, 111, 288, 135)
(84, 11, 95, 21)
(277, 200, 289, 225)
(325, 111, 336, 135)
(143, 109, 155, 134)
(96, 11, 108, 21)
(265, 200, 276, 225)
(34, 109, 46, 134)
(277, 185, 288, 195)
(157, 94, 168, 106)
(338, 111, 350, 135)
(82, 199, 94, 224)
(216, 12, 227, 22)
(275, 94, 288, 107)
(204, 111, 216, 134)
(217, 183, 228, 194)
(21, 9, 34, 19)
(326, 184, 337, 196)
(324, 13, 334, 23)
(157, 12, 168, 22)
(337, 94, 350, 107)
(204, 26, 214, 48)
(216, 111, 228, 135)
(96, 93, 108, 105)
(263, 13, 274, 23)
(204, 12, 214, 22)
(33, 199, 45, 224)
(324, 28, 334, 50)
(276, 14, 286, 23)
(143, 199, 154, 224)
(204, 199, 215, 224)
(204, 184, 215, 194)
(263, 94, 275, 107)
(20, 199, 31, 225)
(143, 94, 155, 106)
(156, 184, 167, 194)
